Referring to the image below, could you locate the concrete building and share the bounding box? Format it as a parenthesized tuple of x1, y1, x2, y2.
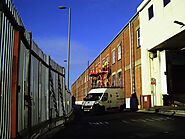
(72, 14, 142, 108)
(138, 0, 185, 107)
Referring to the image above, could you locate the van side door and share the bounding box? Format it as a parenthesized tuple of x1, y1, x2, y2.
(107, 93, 113, 109)
(101, 93, 109, 109)
(110, 91, 120, 109)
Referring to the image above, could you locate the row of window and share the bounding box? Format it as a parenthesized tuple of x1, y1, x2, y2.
(148, 0, 171, 20)
(76, 71, 122, 88)
(111, 28, 141, 65)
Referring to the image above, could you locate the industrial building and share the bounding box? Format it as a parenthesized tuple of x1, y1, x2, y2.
(72, 0, 185, 109)
(72, 14, 142, 109)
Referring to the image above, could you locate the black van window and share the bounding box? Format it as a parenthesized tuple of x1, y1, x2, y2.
(102, 93, 108, 101)
(85, 93, 103, 101)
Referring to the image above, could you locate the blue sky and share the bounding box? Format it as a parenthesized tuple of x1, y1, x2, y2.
(13, 0, 143, 88)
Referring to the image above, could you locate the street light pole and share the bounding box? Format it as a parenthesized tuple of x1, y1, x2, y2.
(59, 6, 71, 89)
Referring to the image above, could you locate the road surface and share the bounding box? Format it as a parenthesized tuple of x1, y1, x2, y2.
(39, 110, 185, 139)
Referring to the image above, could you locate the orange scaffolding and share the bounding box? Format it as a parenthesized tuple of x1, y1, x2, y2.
(89, 62, 111, 88)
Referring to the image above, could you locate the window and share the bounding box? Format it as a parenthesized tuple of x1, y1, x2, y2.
(163, 0, 170, 7)
(112, 50, 115, 64)
(102, 93, 108, 101)
(118, 72, 122, 87)
(85, 93, 103, 101)
(112, 74, 116, 87)
(118, 44, 121, 60)
(136, 28, 140, 47)
(106, 56, 109, 62)
(148, 5, 154, 20)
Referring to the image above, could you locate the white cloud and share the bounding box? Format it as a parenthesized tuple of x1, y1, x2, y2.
(34, 36, 95, 85)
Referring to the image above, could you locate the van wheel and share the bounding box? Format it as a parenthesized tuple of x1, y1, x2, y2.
(119, 104, 125, 112)
(93, 104, 105, 113)
(100, 106, 105, 112)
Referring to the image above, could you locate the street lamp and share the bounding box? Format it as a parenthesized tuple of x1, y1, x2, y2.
(59, 6, 71, 89)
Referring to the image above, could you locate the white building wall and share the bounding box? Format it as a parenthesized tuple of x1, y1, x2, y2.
(160, 50, 168, 96)
(138, 0, 185, 49)
(138, 0, 185, 106)
(141, 48, 151, 96)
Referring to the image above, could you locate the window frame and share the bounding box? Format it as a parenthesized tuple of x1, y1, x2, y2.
(163, 0, 171, 7)
(112, 49, 116, 64)
(117, 44, 121, 60)
(112, 74, 116, 87)
(136, 28, 141, 48)
(118, 71, 122, 87)
(106, 55, 109, 63)
(148, 5, 154, 20)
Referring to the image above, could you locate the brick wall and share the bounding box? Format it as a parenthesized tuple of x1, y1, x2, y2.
(72, 15, 142, 106)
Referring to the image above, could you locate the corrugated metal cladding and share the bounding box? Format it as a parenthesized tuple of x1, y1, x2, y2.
(24, 31, 31, 45)
(4, 0, 24, 26)
(49, 58, 66, 118)
(0, 0, 73, 138)
(18, 41, 29, 131)
(30, 41, 49, 127)
(0, 11, 14, 139)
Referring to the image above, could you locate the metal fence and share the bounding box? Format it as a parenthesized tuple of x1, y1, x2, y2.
(0, 9, 14, 139)
(0, 0, 73, 138)
(17, 41, 29, 132)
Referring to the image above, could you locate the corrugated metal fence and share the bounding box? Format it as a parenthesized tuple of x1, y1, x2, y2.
(0, 0, 73, 139)
(0, 2, 15, 139)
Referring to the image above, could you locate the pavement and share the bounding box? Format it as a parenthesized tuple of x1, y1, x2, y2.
(138, 106, 185, 117)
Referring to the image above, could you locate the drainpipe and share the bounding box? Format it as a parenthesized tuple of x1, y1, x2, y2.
(129, 22, 133, 95)
(122, 38, 126, 98)
(149, 51, 154, 107)
(87, 60, 89, 92)
(129, 21, 137, 97)
(132, 27, 136, 95)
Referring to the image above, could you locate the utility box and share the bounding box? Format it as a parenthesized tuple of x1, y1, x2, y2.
(143, 95, 151, 109)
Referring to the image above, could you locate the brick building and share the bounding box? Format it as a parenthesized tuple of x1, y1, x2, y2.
(72, 0, 185, 109)
(72, 13, 142, 108)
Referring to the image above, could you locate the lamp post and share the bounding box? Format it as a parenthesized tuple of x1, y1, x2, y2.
(59, 6, 71, 89)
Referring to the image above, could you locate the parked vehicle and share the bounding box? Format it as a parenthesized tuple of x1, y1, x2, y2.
(82, 87, 125, 112)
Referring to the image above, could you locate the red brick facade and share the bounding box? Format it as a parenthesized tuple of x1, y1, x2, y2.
(72, 14, 142, 107)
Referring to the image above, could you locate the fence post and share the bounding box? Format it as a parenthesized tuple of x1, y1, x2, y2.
(11, 31, 20, 138)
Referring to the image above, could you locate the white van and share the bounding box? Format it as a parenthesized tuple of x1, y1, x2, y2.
(82, 87, 125, 112)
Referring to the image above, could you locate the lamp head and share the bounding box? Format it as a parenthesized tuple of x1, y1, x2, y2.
(58, 6, 67, 9)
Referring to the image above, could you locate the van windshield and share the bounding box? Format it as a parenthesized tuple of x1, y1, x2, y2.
(85, 93, 103, 101)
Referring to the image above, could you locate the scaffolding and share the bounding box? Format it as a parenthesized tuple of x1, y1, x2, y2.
(89, 62, 111, 88)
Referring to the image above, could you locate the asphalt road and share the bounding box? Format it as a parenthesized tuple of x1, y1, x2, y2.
(40, 110, 185, 139)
